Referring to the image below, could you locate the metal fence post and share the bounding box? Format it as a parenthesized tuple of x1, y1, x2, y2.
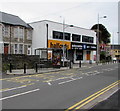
(36, 63, 38, 73)
(9, 63, 12, 73)
(69, 60, 72, 69)
(24, 64, 26, 74)
(79, 60, 81, 68)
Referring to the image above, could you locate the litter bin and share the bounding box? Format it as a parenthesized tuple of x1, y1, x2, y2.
(89, 60, 92, 64)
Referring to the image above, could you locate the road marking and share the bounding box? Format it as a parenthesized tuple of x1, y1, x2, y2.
(48, 82, 52, 85)
(43, 76, 74, 83)
(0, 86, 26, 92)
(65, 80, 120, 111)
(74, 82, 120, 110)
(0, 83, 34, 92)
(58, 77, 83, 85)
(59, 79, 75, 84)
(0, 89, 40, 101)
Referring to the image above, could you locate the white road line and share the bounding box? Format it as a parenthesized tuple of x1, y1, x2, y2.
(58, 77, 83, 85)
(48, 82, 52, 85)
(0, 89, 40, 101)
(0, 86, 27, 92)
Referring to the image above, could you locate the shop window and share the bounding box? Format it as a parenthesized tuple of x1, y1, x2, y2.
(72, 34, 81, 42)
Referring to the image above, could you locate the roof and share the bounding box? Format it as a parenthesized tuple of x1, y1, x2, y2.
(29, 20, 94, 32)
(0, 11, 32, 28)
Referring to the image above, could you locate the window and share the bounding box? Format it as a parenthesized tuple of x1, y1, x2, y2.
(27, 45, 31, 55)
(27, 30, 32, 40)
(14, 44, 18, 54)
(19, 44, 23, 54)
(4, 25, 10, 37)
(82, 35, 94, 43)
(53, 31, 63, 39)
(14, 27, 18, 38)
(19, 27, 24, 38)
(65, 33, 70, 40)
(53, 31, 70, 40)
(72, 34, 81, 41)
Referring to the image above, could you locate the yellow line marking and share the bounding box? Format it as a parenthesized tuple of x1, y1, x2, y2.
(74, 82, 119, 110)
(22, 83, 35, 87)
(0, 83, 35, 92)
(0, 88, 9, 91)
(65, 80, 120, 111)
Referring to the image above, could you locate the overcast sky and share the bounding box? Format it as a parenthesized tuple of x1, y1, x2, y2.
(0, 0, 119, 44)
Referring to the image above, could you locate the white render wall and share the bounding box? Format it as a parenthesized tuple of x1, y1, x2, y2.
(30, 22, 47, 54)
(30, 20, 96, 55)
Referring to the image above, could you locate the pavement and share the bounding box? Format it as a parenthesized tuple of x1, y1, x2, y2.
(5, 63, 97, 76)
(89, 89, 120, 111)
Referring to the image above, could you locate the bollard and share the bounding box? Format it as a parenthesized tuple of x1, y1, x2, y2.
(79, 60, 81, 68)
(24, 64, 26, 74)
(69, 61, 72, 69)
(36, 63, 38, 73)
(9, 63, 12, 73)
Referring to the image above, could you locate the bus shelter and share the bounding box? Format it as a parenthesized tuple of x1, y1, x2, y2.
(35, 48, 62, 68)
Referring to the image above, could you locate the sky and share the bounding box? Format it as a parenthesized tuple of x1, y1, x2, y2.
(0, 0, 119, 44)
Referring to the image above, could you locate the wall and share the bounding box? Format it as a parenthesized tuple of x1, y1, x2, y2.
(30, 22, 47, 55)
(1, 54, 54, 73)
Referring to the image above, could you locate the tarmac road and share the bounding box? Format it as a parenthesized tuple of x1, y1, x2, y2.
(0, 63, 119, 110)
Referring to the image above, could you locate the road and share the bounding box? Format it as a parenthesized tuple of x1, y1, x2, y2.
(1, 63, 119, 110)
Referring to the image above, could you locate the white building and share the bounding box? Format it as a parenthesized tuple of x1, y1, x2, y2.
(29, 20, 97, 63)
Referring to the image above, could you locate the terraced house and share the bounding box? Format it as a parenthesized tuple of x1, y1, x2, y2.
(0, 12, 33, 55)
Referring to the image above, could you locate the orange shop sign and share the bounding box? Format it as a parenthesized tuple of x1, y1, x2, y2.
(48, 40, 71, 50)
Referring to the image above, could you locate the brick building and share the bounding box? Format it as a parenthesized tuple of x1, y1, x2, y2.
(0, 12, 33, 55)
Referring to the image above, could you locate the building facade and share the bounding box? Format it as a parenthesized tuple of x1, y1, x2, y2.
(30, 20, 97, 63)
(0, 12, 33, 55)
(110, 45, 120, 60)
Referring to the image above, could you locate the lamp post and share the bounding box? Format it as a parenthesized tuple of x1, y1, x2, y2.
(96, 14, 107, 65)
(62, 17, 73, 66)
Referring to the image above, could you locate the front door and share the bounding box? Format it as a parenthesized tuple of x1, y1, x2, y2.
(4, 44, 9, 54)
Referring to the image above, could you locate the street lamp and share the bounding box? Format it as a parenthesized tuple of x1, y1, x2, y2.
(96, 14, 107, 65)
(62, 17, 73, 66)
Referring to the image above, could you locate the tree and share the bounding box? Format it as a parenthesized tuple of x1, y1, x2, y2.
(91, 24, 111, 44)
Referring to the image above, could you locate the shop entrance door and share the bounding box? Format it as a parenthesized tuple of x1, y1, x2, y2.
(76, 50, 83, 60)
(86, 51, 91, 60)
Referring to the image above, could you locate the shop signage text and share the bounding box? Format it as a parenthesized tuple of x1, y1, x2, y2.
(48, 40, 71, 50)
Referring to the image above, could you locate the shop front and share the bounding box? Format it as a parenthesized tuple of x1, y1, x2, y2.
(47, 40, 97, 64)
(70, 42, 97, 63)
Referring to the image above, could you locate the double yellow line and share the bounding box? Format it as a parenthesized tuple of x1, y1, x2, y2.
(65, 80, 120, 111)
